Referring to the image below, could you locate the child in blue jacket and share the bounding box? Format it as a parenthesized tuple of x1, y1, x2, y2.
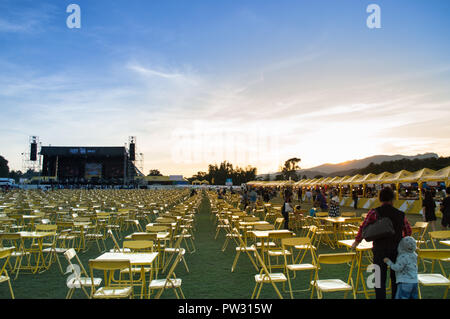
(383, 236, 418, 299)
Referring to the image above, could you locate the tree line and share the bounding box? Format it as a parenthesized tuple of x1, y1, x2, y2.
(187, 161, 257, 185)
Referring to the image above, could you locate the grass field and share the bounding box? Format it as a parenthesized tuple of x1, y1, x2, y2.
(1, 194, 448, 299)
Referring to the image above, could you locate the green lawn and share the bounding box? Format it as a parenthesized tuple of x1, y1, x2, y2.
(1, 195, 448, 299)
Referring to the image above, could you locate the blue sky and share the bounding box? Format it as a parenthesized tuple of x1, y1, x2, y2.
(1, 0, 450, 176)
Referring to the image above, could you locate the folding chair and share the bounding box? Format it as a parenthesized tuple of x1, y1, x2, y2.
(89, 259, 134, 299)
(282, 237, 317, 298)
(64, 248, 102, 299)
(310, 252, 356, 299)
(251, 248, 287, 299)
(149, 251, 185, 299)
(428, 231, 450, 274)
(417, 249, 450, 299)
(0, 233, 29, 279)
(107, 229, 130, 253)
(0, 247, 15, 299)
(164, 232, 189, 273)
(231, 228, 258, 273)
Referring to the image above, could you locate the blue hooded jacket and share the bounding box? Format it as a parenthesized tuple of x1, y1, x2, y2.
(386, 236, 418, 284)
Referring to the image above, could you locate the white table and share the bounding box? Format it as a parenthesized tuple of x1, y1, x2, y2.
(95, 252, 158, 299)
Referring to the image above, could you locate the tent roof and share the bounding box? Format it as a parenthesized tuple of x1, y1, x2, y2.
(350, 173, 376, 185)
(397, 168, 436, 183)
(380, 170, 413, 184)
(419, 166, 450, 182)
(365, 172, 393, 184)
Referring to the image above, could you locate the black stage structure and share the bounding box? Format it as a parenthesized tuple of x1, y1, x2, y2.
(40, 146, 142, 185)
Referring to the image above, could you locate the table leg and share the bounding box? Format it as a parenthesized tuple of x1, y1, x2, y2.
(140, 266, 145, 299)
(354, 251, 362, 297)
(33, 238, 44, 274)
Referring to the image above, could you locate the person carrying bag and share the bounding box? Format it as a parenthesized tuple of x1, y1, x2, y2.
(352, 187, 412, 299)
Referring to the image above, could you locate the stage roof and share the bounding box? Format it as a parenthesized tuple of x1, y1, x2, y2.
(40, 146, 126, 157)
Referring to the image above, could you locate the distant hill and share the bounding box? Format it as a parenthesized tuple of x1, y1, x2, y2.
(257, 153, 439, 180)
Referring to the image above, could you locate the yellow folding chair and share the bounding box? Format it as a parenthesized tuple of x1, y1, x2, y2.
(149, 251, 185, 299)
(282, 237, 317, 298)
(310, 252, 356, 299)
(64, 248, 102, 299)
(0, 247, 15, 299)
(89, 259, 134, 299)
(417, 249, 450, 299)
(251, 248, 287, 299)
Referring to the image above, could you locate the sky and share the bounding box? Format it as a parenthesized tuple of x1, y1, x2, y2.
(1, 0, 450, 177)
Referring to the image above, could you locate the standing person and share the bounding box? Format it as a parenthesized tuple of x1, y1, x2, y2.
(422, 189, 437, 231)
(328, 190, 341, 217)
(383, 236, 418, 299)
(352, 189, 358, 210)
(249, 188, 257, 212)
(297, 187, 303, 203)
(305, 189, 312, 203)
(440, 186, 450, 229)
(284, 187, 293, 202)
(316, 190, 328, 211)
(241, 190, 248, 210)
(352, 187, 412, 299)
(281, 197, 293, 230)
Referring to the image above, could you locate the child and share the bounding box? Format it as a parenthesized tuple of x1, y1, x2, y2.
(383, 236, 418, 299)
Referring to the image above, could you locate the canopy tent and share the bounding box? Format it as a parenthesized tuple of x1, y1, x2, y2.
(365, 172, 393, 185)
(309, 177, 325, 187)
(341, 174, 363, 186)
(396, 168, 436, 184)
(419, 166, 450, 185)
(349, 173, 376, 185)
(328, 176, 350, 186)
(303, 178, 318, 187)
(294, 179, 308, 186)
(380, 170, 413, 184)
(318, 176, 333, 186)
(324, 176, 341, 185)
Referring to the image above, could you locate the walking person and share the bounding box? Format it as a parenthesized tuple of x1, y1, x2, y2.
(383, 236, 418, 299)
(249, 188, 258, 212)
(352, 189, 358, 210)
(316, 190, 328, 212)
(328, 190, 340, 217)
(305, 189, 312, 203)
(352, 187, 412, 299)
(281, 197, 293, 230)
(297, 187, 303, 203)
(422, 189, 437, 231)
(440, 186, 450, 229)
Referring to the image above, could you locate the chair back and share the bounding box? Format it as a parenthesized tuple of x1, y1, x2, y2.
(123, 240, 154, 252)
(417, 249, 450, 260)
(131, 233, 157, 241)
(253, 224, 275, 231)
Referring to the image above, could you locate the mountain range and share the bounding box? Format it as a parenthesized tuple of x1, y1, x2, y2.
(258, 153, 439, 180)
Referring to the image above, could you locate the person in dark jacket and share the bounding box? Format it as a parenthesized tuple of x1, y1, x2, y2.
(352, 189, 358, 210)
(352, 187, 412, 299)
(422, 189, 436, 231)
(440, 186, 450, 229)
(281, 197, 293, 230)
(297, 187, 303, 203)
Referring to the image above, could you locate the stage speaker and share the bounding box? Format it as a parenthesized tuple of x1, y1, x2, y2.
(129, 143, 135, 161)
(30, 143, 37, 161)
